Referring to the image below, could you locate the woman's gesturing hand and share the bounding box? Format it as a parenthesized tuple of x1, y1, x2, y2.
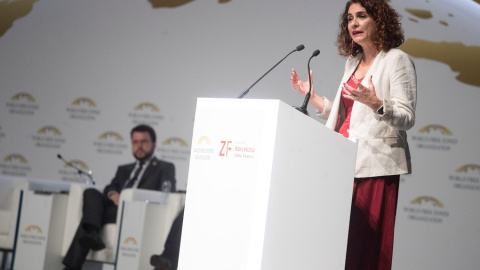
(343, 75, 382, 111)
(291, 69, 314, 97)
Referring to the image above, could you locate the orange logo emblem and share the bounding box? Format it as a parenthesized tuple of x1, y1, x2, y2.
(410, 196, 444, 207)
(163, 137, 189, 147)
(38, 126, 62, 135)
(11, 92, 35, 102)
(419, 125, 452, 135)
(99, 131, 124, 141)
(134, 102, 160, 112)
(72, 97, 97, 107)
(4, 154, 28, 163)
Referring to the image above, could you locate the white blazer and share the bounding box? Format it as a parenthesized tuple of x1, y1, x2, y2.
(317, 49, 417, 177)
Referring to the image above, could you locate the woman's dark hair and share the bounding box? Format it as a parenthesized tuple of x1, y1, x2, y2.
(335, 0, 404, 57)
(131, 124, 156, 143)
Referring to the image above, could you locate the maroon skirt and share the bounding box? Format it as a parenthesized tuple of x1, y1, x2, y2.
(345, 175, 400, 270)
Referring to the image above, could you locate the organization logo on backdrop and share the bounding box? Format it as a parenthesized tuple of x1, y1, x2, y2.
(67, 97, 101, 120)
(128, 102, 165, 126)
(449, 164, 480, 192)
(19, 225, 46, 246)
(192, 136, 215, 160)
(411, 124, 458, 151)
(157, 137, 191, 162)
(0, 154, 31, 176)
(6, 92, 39, 115)
(402, 196, 449, 223)
(58, 159, 92, 183)
(119, 236, 140, 258)
(32, 125, 66, 149)
(93, 131, 128, 155)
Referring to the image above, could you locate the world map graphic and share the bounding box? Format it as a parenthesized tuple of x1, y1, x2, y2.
(0, 0, 479, 87)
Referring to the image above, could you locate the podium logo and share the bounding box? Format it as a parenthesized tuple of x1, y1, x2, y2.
(123, 237, 138, 245)
(4, 154, 28, 164)
(134, 102, 160, 112)
(25, 225, 43, 234)
(419, 124, 452, 135)
(410, 196, 444, 207)
(20, 224, 47, 246)
(192, 136, 215, 160)
(38, 126, 62, 136)
(219, 140, 232, 157)
(163, 137, 189, 147)
(72, 97, 97, 107)
(11, 92, 36, 102)
(218, 140, 256, 159)
(197, 136, 212, 145)
(120, 236, 140, 257)
(403, 196, 449, 223)
(99, 131, 124, 141)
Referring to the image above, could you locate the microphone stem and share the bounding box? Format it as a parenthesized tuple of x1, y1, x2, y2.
(301, 60, 314, 108)
(58, 154, 96, 185)
(300, 53, 316, 110)
(238, 49, 297, 99)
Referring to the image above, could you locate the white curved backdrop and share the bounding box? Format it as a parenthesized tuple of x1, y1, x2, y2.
(0, 0, 479, 269)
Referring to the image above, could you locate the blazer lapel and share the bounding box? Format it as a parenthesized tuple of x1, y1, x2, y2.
(326, 54, 362, 130)
(137, 157, 159, 188)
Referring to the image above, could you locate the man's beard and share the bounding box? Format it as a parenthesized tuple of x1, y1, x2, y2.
(134, 148, 154, 162)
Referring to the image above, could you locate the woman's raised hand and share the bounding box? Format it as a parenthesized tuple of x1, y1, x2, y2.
(291, 69, 314, 97)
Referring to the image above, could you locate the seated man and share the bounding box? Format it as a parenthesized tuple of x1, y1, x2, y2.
(151, 208, 184, 270)
(63, 124, 176, 270)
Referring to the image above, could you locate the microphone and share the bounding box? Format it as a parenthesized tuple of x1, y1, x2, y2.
(237, 44, 305, 99)
(57, 154, 96, 185)
(296, 49, 320, 115)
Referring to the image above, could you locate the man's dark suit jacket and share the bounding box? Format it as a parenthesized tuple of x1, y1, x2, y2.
(62, 157, 176, 269)
(104, 156, 176, 196)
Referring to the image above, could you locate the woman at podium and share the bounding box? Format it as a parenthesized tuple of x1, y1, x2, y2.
(290, 0, 416, 269)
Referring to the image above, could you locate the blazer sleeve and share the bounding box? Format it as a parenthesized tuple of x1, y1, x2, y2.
(103, 164, 131, 196)
(374, 51, 417, 131)
(161, 161, 177, 192)
(135, 159, 177, 192)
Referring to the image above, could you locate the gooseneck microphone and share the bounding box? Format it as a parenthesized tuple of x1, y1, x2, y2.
(296, 49, 320, 115)
(57, 154, 96, 185)
(237, 44, 305, 99)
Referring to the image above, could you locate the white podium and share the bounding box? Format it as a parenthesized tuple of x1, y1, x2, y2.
(179, 98, 357, 270)
(115, 193, 186, 270)
(12, 190, 68, 270)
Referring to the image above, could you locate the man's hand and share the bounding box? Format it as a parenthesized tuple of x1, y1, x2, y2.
(109, 192, 120, 206)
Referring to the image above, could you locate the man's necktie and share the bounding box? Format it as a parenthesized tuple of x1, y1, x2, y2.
(125, 161, 144, 189)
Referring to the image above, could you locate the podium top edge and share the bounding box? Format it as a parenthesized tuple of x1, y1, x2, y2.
(196, 97, 288, 106)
